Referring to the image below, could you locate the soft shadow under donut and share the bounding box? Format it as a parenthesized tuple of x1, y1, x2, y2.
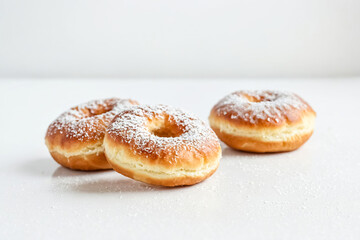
(70, 178, 169, 193)
(221, 146, 256, 158)
(19, 158, 58, 177)
(51, 166, 179, 193)
(52, 166, 109, 178)
(221, 145, 292, 158)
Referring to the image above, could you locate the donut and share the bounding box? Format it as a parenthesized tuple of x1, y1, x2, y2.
(45, 98, 138, 170)
(209, 90, 316, 153)
(104, 105, 222, 187)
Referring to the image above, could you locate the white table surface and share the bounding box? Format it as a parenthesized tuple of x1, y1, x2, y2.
(1, 79, 359, 240)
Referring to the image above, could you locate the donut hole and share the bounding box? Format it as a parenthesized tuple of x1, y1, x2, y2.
(148, 120, 183, 138)
(80, 105, 114, 117)
(151, 127, 180, 138)
(244, 94, 276, 103)
(245, 95, 262, 102)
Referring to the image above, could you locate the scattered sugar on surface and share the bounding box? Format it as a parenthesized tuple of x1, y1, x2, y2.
(214, 90, 308, 124)
(47, 98, 136, 141)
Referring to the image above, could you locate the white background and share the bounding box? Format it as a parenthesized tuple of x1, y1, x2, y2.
(1, 0, 360, 78)
(1, 1, 360, 239)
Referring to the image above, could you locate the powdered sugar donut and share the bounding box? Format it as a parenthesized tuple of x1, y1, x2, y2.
(45, 98, 138, 170)
(209, 90, 316, 152)
(104, 105, 222, 187)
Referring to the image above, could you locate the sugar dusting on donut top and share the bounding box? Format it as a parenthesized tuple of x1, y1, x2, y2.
(107, 105, 220, 159)
(213, 90, 314, 125)
(46, 98, 138, 141)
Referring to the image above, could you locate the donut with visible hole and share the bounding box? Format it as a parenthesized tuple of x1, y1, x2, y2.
(45, 98, 138, 170)
(209, 91, 316, 153)
(104, 105, 222, 187)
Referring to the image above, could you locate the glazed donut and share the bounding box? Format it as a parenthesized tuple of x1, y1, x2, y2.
(209, 90, 316, 153)
(45, 98, 138, 170)
(104, 105, 222, 187)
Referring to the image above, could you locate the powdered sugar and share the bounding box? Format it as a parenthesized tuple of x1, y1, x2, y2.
(214, 90, 309, 124)
(46, 98, 137, 141)
(107, 105, 219, 160)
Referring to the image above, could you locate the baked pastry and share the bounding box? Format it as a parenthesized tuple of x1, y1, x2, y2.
(45, 98, 138, 170)
(104, 105, 222, 186)
(209, 90, 316, 152)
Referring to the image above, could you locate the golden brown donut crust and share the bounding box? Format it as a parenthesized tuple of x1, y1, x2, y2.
(209, 91, 316, 153)
(45, 98, 138, 170)
(210, 124, 314, 153)
(111, 157, 219, 187)
(105, 140, 220, 186)
(104, 105, 222, 186)
(50, 151, 109, 171)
